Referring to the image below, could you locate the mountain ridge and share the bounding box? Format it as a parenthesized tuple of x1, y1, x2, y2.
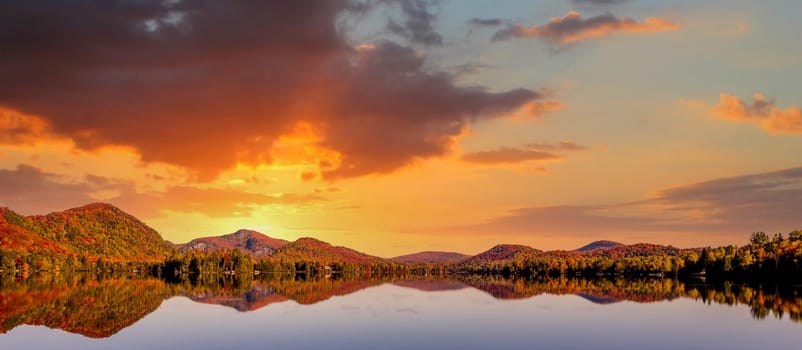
(2, 203, 695, 269)
(574, 240, 625, 252)
(179, 229, 288, 258)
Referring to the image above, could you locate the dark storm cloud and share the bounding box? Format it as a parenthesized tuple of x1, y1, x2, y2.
(384, 0, 443, 46)
(0, 1, 542, 181)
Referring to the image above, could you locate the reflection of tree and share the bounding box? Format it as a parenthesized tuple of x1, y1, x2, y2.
(456, 275, 685, 302)
(1, 274, 800, 339)
(0, 273, 170, 338)
(457, 276, 802, 322)
(167, 273, 387, 310)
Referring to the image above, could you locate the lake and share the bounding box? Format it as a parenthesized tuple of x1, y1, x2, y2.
(1, 274, 800, 350)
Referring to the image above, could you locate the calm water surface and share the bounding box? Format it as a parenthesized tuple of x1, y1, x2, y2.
(1, 275, 800, 349)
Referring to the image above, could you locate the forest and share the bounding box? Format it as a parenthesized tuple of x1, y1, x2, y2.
(2, 230, 802, 283)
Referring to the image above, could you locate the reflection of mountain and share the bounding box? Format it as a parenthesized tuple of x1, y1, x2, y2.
(2, 275, 800, 339)
(269, 277, 381, 304)
(182, 284, 289, 312)
(171, 274, 384, 311)
(391, 251, 469, 264)
(0, 275, 170, 338)
(457, 275, 685, 303)
(575, 293, 621, 304)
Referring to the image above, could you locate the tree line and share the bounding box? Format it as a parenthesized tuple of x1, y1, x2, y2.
(2, 231, 801, 282)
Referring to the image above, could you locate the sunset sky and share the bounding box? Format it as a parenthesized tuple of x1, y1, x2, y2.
(1, 0, 800, 257)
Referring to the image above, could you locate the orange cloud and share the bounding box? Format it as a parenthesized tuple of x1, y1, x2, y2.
(462, 147, 560, 165)
(713, 93, 802, 134)
(0, 107, 51, 144)
(0, 164, 324, 218)
(492, 11, 679, 44)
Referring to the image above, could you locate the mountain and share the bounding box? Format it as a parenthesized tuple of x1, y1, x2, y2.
(1, 203, 172, 263)
(465, 244, 542, 263)
(574, 240, 624, 252)
(391, 251, 469, 264)
(179, 229, 288, 258)
(595, 243, 682, 258)
(268, 237, 384, 264)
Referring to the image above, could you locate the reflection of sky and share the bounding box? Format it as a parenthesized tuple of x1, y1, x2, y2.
(2, 284, 801, 350)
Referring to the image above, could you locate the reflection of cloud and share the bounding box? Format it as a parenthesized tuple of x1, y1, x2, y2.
(444, 167, 802, 242)
(395, 307, 419, 314)
(492, 11, 678, 44)
(341, 305, 361, 313)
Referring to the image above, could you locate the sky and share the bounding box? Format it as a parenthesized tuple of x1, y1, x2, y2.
(0, 0, 800, 257)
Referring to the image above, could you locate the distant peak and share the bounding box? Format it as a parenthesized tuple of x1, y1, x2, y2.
(295, 237, 328, 245)
(575, 240, 624, 252)
(230, 229, 260, 237)
(70, 202, 122, 212)
(490, 244, 531, 251)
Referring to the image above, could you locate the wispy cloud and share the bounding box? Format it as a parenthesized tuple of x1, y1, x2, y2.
(443, 167, 802, 243)
(491, 11, 679, 44)
(461, 141, 587, 165)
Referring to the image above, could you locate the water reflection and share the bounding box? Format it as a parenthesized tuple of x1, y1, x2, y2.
(1, 273, 800, 339)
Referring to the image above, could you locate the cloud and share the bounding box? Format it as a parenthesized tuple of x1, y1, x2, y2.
(0, 164, 99, 214)
(451, 62, 494, 76)
(462, 147, 560, 165)
(468, 18, 504, 27)
(572, 0, 628, 6)
(299, 171, 319, 182)
(491, 11, 679, 44)
(446, 167, 802, 243)
(118, 186, 325, 218)
(461, 141, 587, 165)
(525, 141, 588, 151)
(0, 108, 52, 145)
(0, 164, 324, 218)
(385, 0, 443, 46)
(0, 1, 544, 181)
(712, 93, 802, 134)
